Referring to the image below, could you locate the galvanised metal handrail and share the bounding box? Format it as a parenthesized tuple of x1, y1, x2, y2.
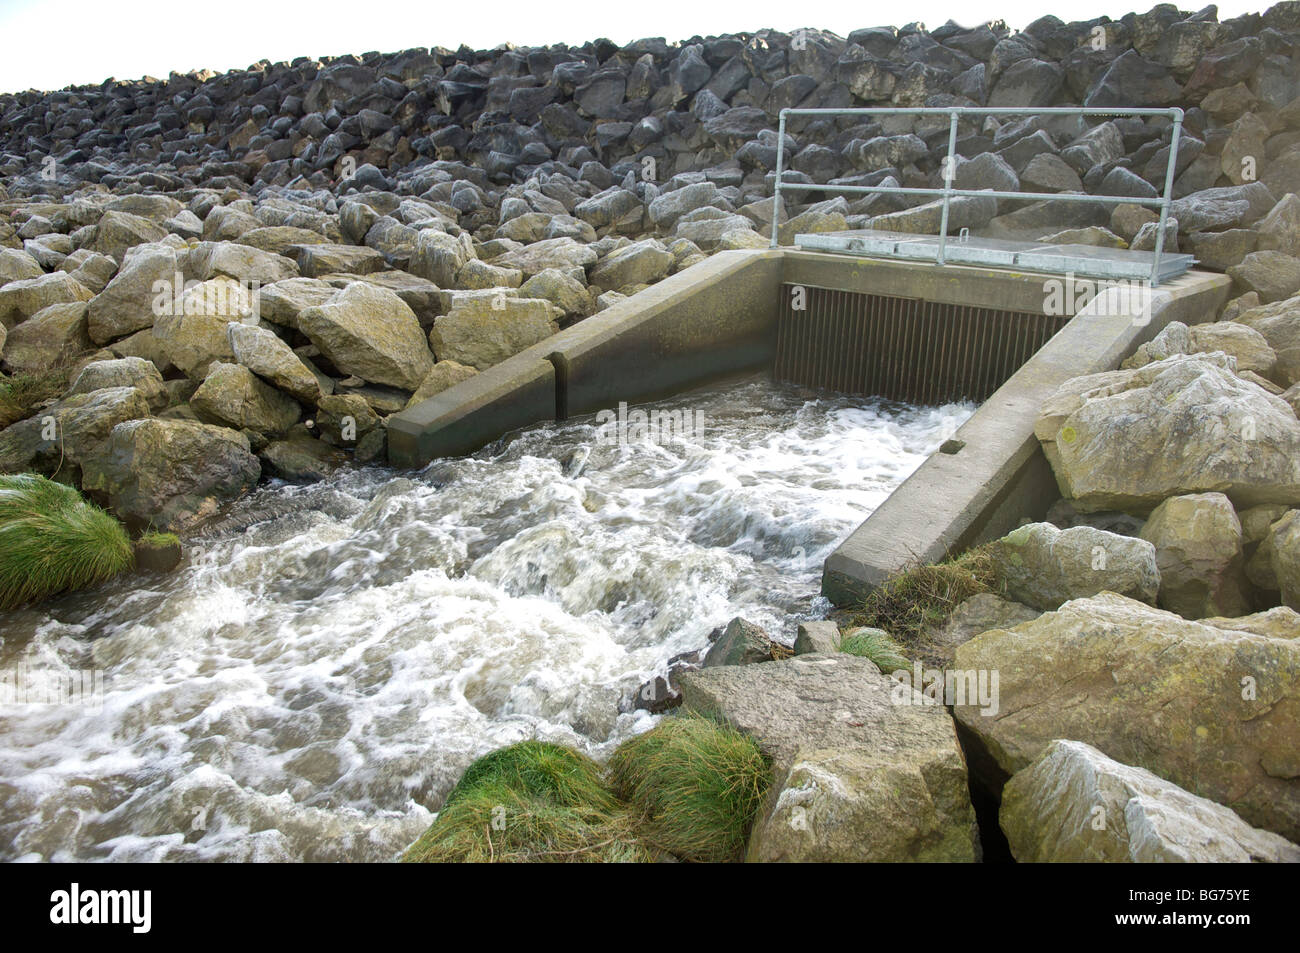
(769, 105, 1185, 286)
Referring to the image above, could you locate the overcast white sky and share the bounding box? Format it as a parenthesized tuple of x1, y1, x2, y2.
(0, 0, 1275, 95)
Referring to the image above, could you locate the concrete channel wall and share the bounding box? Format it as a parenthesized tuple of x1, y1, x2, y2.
(387, 249, 782, 463)
(386, 246, 1232, 607)
(820, 265, 1232, 605)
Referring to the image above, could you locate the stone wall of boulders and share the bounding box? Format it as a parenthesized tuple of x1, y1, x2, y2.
(3, 5, 1300, 529)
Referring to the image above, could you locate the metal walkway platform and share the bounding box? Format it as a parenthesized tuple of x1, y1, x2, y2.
(795, 230, 1198, 283)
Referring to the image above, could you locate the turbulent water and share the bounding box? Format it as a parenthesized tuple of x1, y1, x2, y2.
(0, 376, 971, 862)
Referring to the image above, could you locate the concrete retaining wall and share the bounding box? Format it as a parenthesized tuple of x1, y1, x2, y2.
(388, 249, 782, 465)
(821, 266, 1232, 606)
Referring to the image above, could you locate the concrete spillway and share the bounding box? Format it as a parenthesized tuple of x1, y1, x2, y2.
(388, 242, 1230, 606)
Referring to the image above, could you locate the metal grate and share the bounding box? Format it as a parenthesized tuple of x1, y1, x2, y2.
(773, 284, 1068, 404)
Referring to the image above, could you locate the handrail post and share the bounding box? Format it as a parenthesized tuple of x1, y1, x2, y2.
(936, 111, 959, 266)
(1150, 107, 1183, 288)
(770, 110, 787, 248)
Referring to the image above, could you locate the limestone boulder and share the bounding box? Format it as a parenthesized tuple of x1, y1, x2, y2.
(1, 302, 91, 373)
(0, 272, 93, 330)
(259, 433, 347, 483)
(518, 269, 593, 319)
(296, 244, 387, 279)
(86, 242, 177, 344)
(1138, 492, 1250, 619)
(1001, 740, 1300, 862)
(954, 593, 1300, 841)
(1228, 295, 1300, 387)
(409, 230, 472, 286)
(679, 655, 977, 862)
(0, 386, 151, 475)
(588, 239, 674, 293)
(227, 322, 320, 402)
(80, 418, 260, 532)
(191, 362, 301, 436)
(258, 277, 338, 330)
(152, 277, 254, 379)
(492, 237, 598, 278)
(1121, 320, 1277, 381)
(1268, 509, 1300, 610)
(923, 593, 1042, 665)
(297, 282, 433, 390)
(67, 357, 167, 411)
(989, 522, 1160, 611)
(702, 617, 772, 667)
(1229, 251, 1300, 304)
(186, 241, 298, 285)
(428, 297, 558, 370)
(405, 360, 477, 409)
(1036, 355, 1300, 513)
(0, 247, 44, 288)
(91, 210, 167, 262)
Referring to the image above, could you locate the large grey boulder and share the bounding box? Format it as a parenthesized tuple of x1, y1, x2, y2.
(679, 654, 977, 862)
(989, 522, 1160, 611)
(923, 593, 1042, 664)
(1229, 251, 1300, 304)
(86, 242, 177, 344)
(227, 322, 320, 402)
(191, 362, 301, 435)
(1267, 509, 1300, 610)
(492, 237, 598, 278)
(1036, 354, 1300, 513)
(1, 302, 91, 374)
(0, 386, 151, 474)
(1228, 294, 1300, 386)
(298, 282, 433, 390)
(67, 357, 167, 411)
(702, 617, 772, 667)
(0, 272, 94, 330)
(405, 360, 477, 409)
(258, 277, 339, 331)
(954, 592, 1300, 842)
(152, 277, 254, 379)
(80, 418, 260, 532)
(588, 239, 674, 292)
(186, 241, 298, 285)
(90, 210, 167, 262)
(428, 297, 558, 370)
(1138, 492, 1250, 619)
(1121, 320, 1277, 380)
(1001, 740, 1300, 863)
(0, 247, 44, 288)
(408, 230, 472, 286)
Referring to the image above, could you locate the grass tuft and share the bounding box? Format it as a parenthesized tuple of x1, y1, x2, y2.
(0, 370, 70, 429)
(0, 473, 134, 610)
(849, 544, 1000, 653)
(837, 627, 910, 672)
(608, 712, 771, 863)
(402, 741, 652, 863)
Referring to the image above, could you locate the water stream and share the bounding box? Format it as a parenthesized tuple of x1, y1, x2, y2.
(0, 376, 971, 861)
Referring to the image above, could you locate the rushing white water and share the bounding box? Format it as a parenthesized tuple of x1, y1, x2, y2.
(0, 376, 971, 862)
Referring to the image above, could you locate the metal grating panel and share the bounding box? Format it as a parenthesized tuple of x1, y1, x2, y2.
(774, 285, 1069, 404)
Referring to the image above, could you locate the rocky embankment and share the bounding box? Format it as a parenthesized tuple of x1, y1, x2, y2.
(4, 5, 1300, 533)
(2, 6, 1300, 861)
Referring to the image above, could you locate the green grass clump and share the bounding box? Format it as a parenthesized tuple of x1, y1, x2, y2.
(0, 370, 70, 428)
(608, 712, 771, 863)
(837, 628, 910, 673)
(402, 741, 652, 863)
(138, 531, 180, 548)
(850, 544, 1000, 651)
(0, 473, 134, 609)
